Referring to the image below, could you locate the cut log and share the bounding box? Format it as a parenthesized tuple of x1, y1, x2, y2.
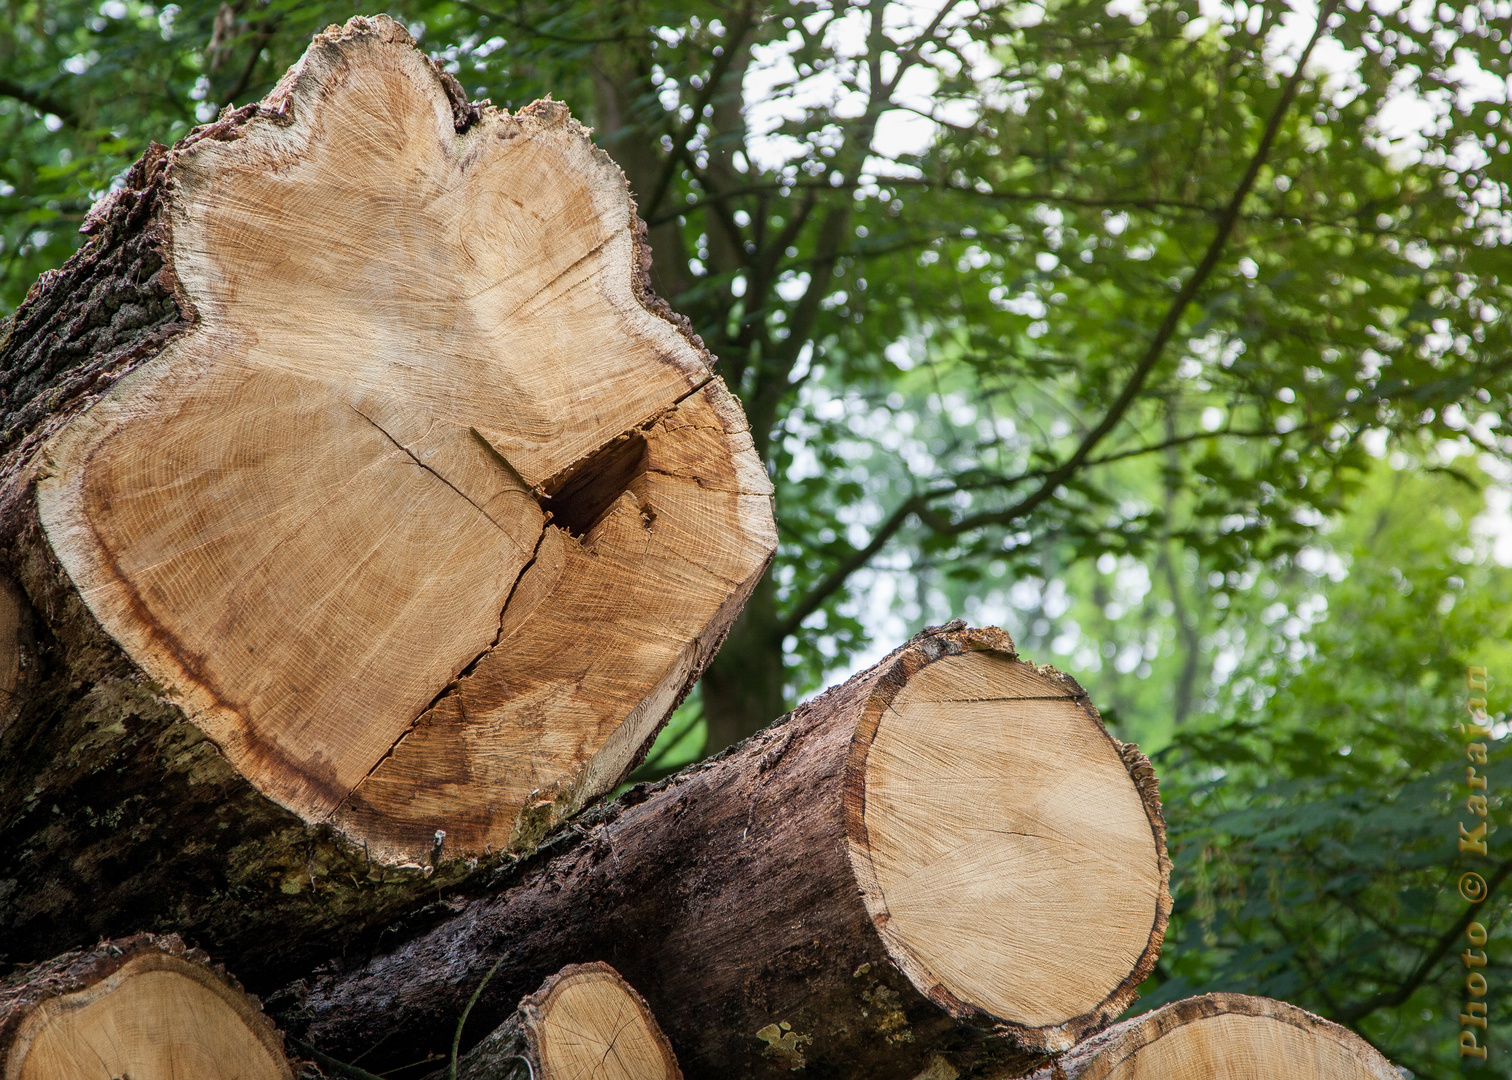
(1021, 993, 1399, 1079)
(0, 15, 773, 985)
(447, 962, 681, 1080)
(290, 623, 1171, 1080)
(0, 934, 293, 1080)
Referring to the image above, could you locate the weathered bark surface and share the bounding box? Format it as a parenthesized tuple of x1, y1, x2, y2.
(446, 962, 681, 1080)
(1020, 994, 1399, 1080)
(0, 934, 293, 1080)
(289, 623, 1171, 1080)
(0, 14, 773, 986)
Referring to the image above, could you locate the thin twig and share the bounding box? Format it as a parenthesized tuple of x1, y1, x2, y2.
(451, 954, 510, 1080)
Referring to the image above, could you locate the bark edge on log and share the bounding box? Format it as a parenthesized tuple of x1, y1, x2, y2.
(0, 933, 292, 1080)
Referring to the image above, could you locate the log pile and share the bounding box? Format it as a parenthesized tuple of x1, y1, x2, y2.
(287, 622, 1170, 1079)
(0, 15, 1406, 1080)
(0, 13, 772, 989)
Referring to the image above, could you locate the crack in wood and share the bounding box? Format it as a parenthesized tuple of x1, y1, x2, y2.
(328, 523, 551, 820)
(348, 405, 512, 535)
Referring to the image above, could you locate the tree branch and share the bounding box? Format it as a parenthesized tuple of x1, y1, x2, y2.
(779, 494, 926, 636)
(0, 79, 79, 127)
(777, 414, 1325, 637)
(1331, 856, 1512, 1025)
(641, 10, 757, 224)
(947, 0, 1338, 534)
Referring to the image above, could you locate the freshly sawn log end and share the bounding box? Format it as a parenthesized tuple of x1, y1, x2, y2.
(1022, 993, 1400, 1079)
(294, 623, 1170, 1080)
(0, 14, 772, 974)
(840, 624, 1170, 1056)
(0, 934, 293, 1080)
(452, 962, 681, 1080)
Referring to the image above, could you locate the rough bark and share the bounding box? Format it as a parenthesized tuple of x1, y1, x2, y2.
(446, 962, 681, 1080)
(1020, 993, 1399, 1080)
(288, 622, 1171, 1080)
(0, 933, 294, 1080)
(0, 14, 773, 987)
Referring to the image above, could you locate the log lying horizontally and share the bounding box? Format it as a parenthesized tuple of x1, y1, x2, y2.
(447, 962, 682, 1080)
(0, 934, 294, 1080)
(1021, 993, 1399, 1079)
(0, 15, 773, 985)
(290, 623, 1171, 1080)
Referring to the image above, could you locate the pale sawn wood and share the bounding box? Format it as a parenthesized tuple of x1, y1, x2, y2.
(851, 651, 1166, 1030)
(292, 623, 1171, 1080)
(0, 935, 292, 1080)
(449, 962, 681, 1080)
(0, 14, 772, 985)
(33, 12, 773, 865)
(1020, 993, 1399, 1080)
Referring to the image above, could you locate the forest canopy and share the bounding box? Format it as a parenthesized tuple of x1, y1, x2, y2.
(3, 0, 1510, 1072)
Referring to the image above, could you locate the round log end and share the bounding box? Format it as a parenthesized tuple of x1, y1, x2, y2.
(845, 626, 1171, 1053)
(26, 13, 774, 867)
(0, 936, 292, 1080)
(1031, 993, 1400, 1079)
(520, 962, 681, 1080)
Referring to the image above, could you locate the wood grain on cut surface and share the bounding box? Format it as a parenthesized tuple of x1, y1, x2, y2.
(334, 382, 774, 858)
(854, 652, 1164, 1030)
(0, 937, 291, 1080)
(1022, 994, 1400, 1080)
(453, 963, 681, 1080)
(23, 15, 773, 865)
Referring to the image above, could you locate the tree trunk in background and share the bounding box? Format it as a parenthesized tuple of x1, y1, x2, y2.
(0, 14, 773, 988)
(447, 963, 682, 1080)
(0, 934, 294, 1080)
(289, 623, 1171, 1080)
(700, 572, 787, 751)
(1020, 994, 1399, 1080)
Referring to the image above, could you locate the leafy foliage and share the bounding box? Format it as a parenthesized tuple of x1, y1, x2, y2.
(1141, 464, 1512, 1077)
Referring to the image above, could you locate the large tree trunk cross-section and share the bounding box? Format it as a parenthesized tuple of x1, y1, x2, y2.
(0, 14, 774, 986)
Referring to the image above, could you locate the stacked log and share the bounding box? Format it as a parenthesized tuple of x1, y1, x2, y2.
(1020, 993, 1400, 1080)
(0, 934, 294, 1080)
(451, 962, 682, 1080)
(0, 14, 773, 988)
(0, 15, 1410, 1080)
(290, 623, 1172, 1080)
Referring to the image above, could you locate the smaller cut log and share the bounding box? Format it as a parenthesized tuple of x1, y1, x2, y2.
(447, 962, 681, 1080)
(1022, 993, 1398, 1079)
(292, 622, 1171, 1080)
(0, 934, 293, 1080)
